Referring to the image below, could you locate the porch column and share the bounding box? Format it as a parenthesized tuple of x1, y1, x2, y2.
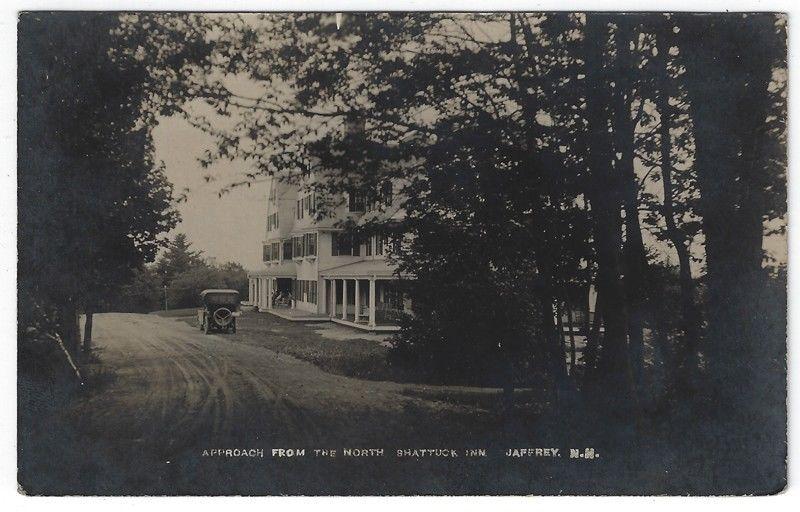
(341, 278, 347, 320)
(328, 280, 334, 317)
(354, 279, 361, 323)
(332, 280, 337, 317)
(368, 278, 376, 327)
(267, 278, 273, 310)
(322, 279, 327, 316)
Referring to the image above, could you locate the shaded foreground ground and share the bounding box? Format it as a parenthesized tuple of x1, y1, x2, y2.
(20, 312, 707, 495)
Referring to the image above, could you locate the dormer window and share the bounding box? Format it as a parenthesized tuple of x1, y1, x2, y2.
(267, 212, 279, 231)
(296, 192, 316, 219)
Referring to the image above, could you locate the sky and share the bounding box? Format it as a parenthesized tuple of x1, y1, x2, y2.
(152, 115, 268, 271)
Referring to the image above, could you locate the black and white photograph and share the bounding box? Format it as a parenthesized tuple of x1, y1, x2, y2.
(13, 5, 789, 497)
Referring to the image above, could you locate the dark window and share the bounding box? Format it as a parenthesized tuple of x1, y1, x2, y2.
(348, 192, 365, 212)
(283, 239, 293, 260)
(307, 233, 317, 256)
(294, 236, 303, 257)
(340, 234, 352, 255)
(332, 232, 361, 256)
(375, 234, 384, 256)
(366, 235, 373, 256)
(292, 280, 317, 304)
(381, 181, 393, 205)
(386, 287, 403, 310)
(267, 212, 279, 231)
(262, 243, 270, 262)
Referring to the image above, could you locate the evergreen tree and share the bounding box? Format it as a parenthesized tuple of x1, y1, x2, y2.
(154, 233, 205, 285)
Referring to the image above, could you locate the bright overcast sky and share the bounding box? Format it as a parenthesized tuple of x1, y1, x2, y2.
(153, 115, 268, 271)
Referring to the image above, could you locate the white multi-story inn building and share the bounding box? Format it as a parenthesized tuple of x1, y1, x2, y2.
(247, 174, 411, 332)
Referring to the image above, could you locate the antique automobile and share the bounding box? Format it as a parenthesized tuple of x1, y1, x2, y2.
(197, 289, 241, 334)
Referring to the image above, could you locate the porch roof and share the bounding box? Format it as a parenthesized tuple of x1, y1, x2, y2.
(249, 261, 297, 278)
(320, 259, 407, 279)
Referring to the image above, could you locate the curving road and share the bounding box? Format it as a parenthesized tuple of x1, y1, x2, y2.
(74, 313, 488, 458)
(44, 313, 601, 495)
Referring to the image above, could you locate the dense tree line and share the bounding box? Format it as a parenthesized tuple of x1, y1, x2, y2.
(116, 12, 785, 490)
(111, 233, 249, 312)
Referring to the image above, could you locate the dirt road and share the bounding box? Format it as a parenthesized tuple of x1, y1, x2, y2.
(78, 313, 486, 449)
(51, 313, 513, 493)
(22, 313, 638, 495)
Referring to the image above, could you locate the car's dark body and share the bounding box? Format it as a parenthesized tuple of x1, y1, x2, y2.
(197, 289, 241, 334)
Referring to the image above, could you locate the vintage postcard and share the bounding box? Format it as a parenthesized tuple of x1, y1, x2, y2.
(17, 11, 787, 495)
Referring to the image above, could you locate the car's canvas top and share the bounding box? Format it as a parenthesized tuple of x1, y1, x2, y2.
(200, 289, 239, 297)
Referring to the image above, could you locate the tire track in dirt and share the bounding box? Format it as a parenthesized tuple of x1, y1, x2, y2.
(81, 313, 493, 452)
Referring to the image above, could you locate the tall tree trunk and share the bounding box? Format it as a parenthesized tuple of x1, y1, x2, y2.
(582, 14, 636, 419)
(582, 288, 603, 384)
(679, 13, 784, 487)
(509, 14, 570, 396)
(681, 15, 775, 406)
(567, 305, 577, 373)
(612, 18, 648, 390)
(654, 26, 701, 395)
(555, 298, 566, 369)
(540, 276, 570, 394)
